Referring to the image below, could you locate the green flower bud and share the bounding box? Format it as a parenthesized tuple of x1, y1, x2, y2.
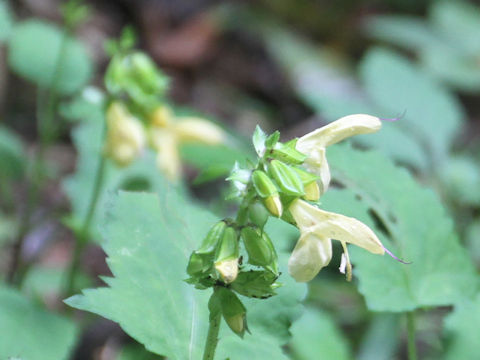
(268, 160, 305, 196)
(241, 227, 278, 274)
(216, 287, 247, 338)
(252, 170, 278, 198)
(292, 167, 320, 201)
(197, 221, 227, 255)
(264, 195, 283, 218)
(214, 227, 239, 283)
(252, 170, 283, 217)
(270, 139, 307, 165)
(248, 201, 270, 229)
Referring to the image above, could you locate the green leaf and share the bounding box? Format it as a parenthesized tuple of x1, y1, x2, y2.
(444, 293, 480, 360)
(262, 27, 429, 171)
(360, 47, 464, 163)
(8, 20, 92, 95)
(65, 191, 306, 359)
(0, 284, 78, 360)
(180, 143, 251, 184)
(0, 0, 14, 43)
(364, 15, 441, 51)
(0, 125, 25, 180)
(320, 145, 478, 312)
(430, 0, 480, 55)
(289, 307, 352, 360)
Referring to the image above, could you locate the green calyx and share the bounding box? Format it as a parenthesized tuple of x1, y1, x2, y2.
(268, 160, 305, 196)
(241, 226, 278, 275)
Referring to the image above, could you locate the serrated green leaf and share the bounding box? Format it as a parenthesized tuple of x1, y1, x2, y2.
(0, 285, 78, 360)
(320, 145, 478, 312)
(360, 47, 464, 164)
(262, 27, 429, 171)
(289, 307, 352, 360)
(8, 20, 92, 95)
(444, 293, 480, 360)
(66, 191, 306, 359)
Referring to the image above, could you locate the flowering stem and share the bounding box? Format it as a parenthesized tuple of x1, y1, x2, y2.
(203, 293, 222, 360)
(406, 311, 417, 360)
(64, 122, 107, 298)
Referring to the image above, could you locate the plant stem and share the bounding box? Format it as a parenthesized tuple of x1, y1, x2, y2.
(406, 311, 417, 360)
(6, 28, 71, 285)
(64, 125, 107, 297)
(202, 302, 221, 360)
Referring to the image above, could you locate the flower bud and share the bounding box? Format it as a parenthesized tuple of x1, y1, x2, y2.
(150, 105, 173, 128)
(216, 287, 247, 337)
(268, 160, 305, 196)
(264, 195, 283, 218)
(214, 227, 239, 283)
(104, 102, 146, 167)
(197, 221, 227, 254)
(292, 167, 320, 201)
(175, 117, 225, 145)
(241, 227, 278, 274)
(248, 201, 270, 229)
(252, 170, 283, 217)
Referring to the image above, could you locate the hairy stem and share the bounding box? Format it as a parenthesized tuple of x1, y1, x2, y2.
(203, 299, 221, 360)
(406, 311, 417, 360)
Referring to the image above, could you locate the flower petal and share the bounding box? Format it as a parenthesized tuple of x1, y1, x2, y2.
(152, 129, 181, 180)
(289, 199, 384, 255)
(175, 117, 225, 145)
(288, 232, 332, 282)
(302, 147, 330, 195)
(296, 114, 381, 150)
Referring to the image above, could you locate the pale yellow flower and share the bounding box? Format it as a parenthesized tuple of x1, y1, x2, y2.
(104, 102, 146, 167)
(288, 199, 384, 282)
(149, 105, 226, 180)
(296, 114, 381, 194)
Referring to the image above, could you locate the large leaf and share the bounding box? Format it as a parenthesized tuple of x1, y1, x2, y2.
(289, 307, 352, 360)
(8, 20, 92, 95)
(319, 145, 478, 312)
(0, 284, 78, 360)
(360, 47, 464, 165)
(444, 293, 480, 360)
(66, 191, 306, 359)
(262, 27, 429, 171)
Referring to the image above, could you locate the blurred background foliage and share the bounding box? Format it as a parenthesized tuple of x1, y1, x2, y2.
(0, 0, 480, 359)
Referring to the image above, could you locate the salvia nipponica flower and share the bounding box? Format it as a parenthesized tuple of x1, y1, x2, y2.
(296, 114, 381, 195)
(285, 114, 386, 282)
(149, 105, 225, 180)
(104, 102, 146, 167)
(288, 198, 384, 282)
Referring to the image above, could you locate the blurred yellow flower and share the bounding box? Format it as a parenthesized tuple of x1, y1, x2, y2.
(104, 102, 146, 167)
(288, 199, 384, 282)
(296, 114, 381, 195)
(149, 105, 225, 180)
